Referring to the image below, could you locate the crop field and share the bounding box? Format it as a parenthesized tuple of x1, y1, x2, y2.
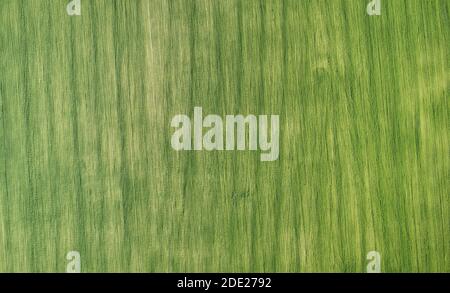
(0, 0, 448, 272)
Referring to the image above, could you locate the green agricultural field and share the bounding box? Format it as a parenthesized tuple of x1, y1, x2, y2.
(0, 0, 448, 273)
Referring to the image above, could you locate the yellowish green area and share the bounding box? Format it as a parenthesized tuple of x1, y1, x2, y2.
(0, 0, 448, 272)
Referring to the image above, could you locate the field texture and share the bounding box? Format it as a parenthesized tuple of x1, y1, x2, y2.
(0, 0, 448, 272)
